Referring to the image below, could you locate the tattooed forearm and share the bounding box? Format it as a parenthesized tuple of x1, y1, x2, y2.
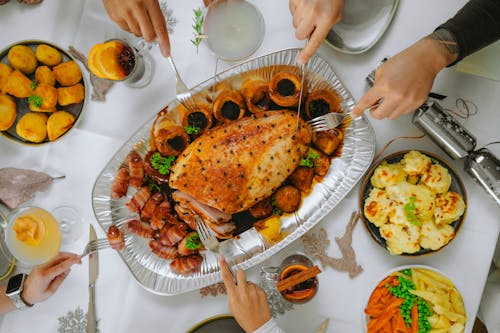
(428, 28, 460, 64)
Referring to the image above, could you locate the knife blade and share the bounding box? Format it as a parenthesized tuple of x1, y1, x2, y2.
(86, 225, 98, 333)
(314, 318, 330, 333)
(295, 40, 308, 132)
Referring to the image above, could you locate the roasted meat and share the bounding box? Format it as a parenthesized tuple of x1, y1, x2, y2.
(170, 110, 311, 214)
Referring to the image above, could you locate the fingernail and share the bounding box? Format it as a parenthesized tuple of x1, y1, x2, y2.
(160, 44, 170, 58)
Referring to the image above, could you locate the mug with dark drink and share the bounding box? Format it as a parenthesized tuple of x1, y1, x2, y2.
(277, 253, 320, 304)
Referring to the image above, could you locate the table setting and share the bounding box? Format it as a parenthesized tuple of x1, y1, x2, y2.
(0, 0, 499, 332)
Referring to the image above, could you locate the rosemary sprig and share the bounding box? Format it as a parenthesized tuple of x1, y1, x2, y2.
(191, 8, 204, 53)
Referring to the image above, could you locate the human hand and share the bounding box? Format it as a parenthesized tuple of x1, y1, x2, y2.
(352, 37, 452, 120)
(22, 252, 81, 305)
(289, 0, 344, 64)
(102, 0, 171, 57)
(219, 256, 270, 333)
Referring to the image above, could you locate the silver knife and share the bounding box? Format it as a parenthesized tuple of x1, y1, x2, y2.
(87, 225, 98, 333)
(295, 39, 309, 132)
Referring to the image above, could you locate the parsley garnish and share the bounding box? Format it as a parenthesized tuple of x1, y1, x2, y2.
(191, 8, 205, 52)
(28, 95, 43, 108)
(184, 125, 200, 135)
(150, 153, 175, 175)
(271, 195, 283, 216)
(145, 175, 161, 193)
(31, 80, 38, 90)
(404, 196, 419, 226)
(185, 233, 202, 250)
(299, 149, 320, 168)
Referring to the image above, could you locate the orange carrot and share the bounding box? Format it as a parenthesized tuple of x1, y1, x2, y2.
(367, 307, 398, 333)
(376, 275, 397, 289)
(381, 321, 392, 333)
(391, 309, 407, 333)
(365, 304, 385, 317)
(410, 301, 418, 333)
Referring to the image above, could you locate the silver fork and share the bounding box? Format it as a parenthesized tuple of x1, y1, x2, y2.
(195, 217, 235, 277)
(81, 238, 110, 258)
(167, 56, 199, 112)
(307, 101, 382, 132)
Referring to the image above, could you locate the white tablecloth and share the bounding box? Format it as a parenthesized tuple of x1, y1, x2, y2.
(0, 0, 499, 332)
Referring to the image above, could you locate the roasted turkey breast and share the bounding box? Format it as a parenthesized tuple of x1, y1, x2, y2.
(169, 110, 312, 214)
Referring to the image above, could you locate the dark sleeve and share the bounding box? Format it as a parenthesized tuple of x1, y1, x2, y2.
(438, 0, 500, 61)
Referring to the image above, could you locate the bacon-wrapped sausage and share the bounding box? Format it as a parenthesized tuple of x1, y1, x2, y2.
(127, 151, 144, 188)
(140, 192, 164, 222)
(149, 240, 179, 259)
(107, 225, 125, 251)
(125, 186, 152, 213)
(170, 253, 203, 275)
(159, 222, 189, 246)
(111, 167, 129, 199)
(150, 201, 176, 230)
(126, 219, 155, 239)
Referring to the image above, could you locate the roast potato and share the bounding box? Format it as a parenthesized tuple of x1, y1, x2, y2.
(0, 63, 13, 94)
(34, 66, 56, 86)
(57, 83, 84, 106)
(35, 44, 62, 66)
(0, 94, 16, 131)
(47, 110, 75, 141)
(53, 61, 82, 86)
(8, 45, 37, 74)
(5, 70, 33, 98)
(16, 112, 48, 143)
(29, 83, 58, 112)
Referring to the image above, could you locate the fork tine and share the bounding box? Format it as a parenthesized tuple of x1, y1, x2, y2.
(307, 118, 328, 126)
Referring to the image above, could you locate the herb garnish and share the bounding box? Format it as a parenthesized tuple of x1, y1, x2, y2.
(145, 175, 161, 193)
(184, 125, 200, 135)
(150, 152, 175, 175)
(31, 80, 38, 90)
(28, 95, 43, 108)
(299, 149, 320, 168)
(271, 195, 283, 216)
(404, 196, 419, 226)
(191, 8, 204, 52)
(185, 233, 202, 250)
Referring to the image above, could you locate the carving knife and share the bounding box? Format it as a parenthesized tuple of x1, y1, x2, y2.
(86, 225, 98, 333)
(295, 40, 308, 132)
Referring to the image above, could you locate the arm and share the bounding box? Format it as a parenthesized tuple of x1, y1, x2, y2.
(102, 0, 171, 57)
(289, 0, 344, 64)
(219, 256, 284, 333)
(439, 0, 500, 64)
(0, 252, 81, 315)
(352, 0, 500, 120)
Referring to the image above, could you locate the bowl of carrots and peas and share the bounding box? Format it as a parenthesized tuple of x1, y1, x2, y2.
(363, 266, 467, 333)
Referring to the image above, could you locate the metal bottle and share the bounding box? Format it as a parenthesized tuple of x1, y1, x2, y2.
(464, 148, 500, 205)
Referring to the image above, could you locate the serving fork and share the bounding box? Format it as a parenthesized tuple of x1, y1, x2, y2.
(307, 102, 382, 132)
(167, 56, 199, 113)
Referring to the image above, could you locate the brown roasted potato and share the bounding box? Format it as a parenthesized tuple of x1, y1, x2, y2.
(7, 45, 37, 74)
(53, 61, 82, 86)
(0, 94, 16, 131)
(313, 128, 343, 155)
(47, 110, 75, 141)
(29, 83, 58, 112)
(57, 83, 84, 106)
(34, 66, 56, 86)
(16, 112, 48, 143)
(249, 196, 273, 219)
(5, 70, 33, 98)
(312, 148, 331, 176)
(274, 185, 301, 213)
(289, 166, 315, 193)
(0, 63, 13, 94)
(35, 44, 62, 66)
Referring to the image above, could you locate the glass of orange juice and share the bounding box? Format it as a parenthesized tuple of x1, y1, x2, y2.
(87, 38, 154, 88)
(2, 207, 61, 267)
